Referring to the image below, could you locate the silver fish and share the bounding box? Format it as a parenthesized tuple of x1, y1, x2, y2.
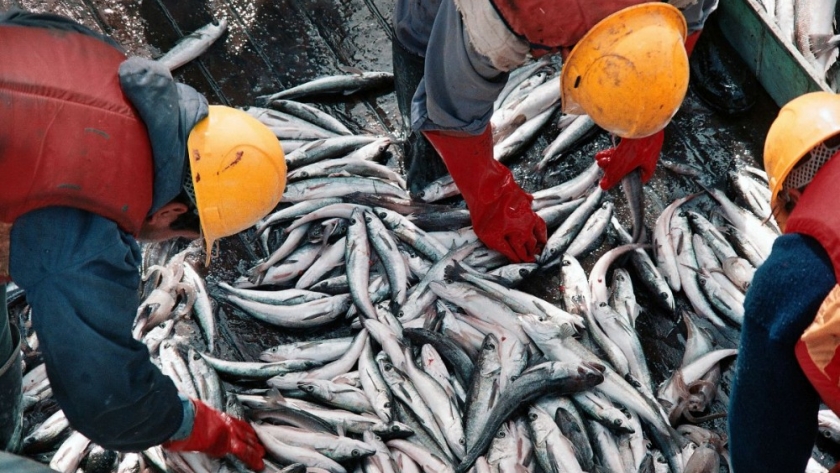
(258, 71, 395, 102)
(156, 18, 228, 71)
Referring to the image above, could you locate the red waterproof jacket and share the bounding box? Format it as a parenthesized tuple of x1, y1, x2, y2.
(786, 152, 840, 281)
(490, 0, 642, 49)
(0, 25, 154, 236)
(787, 153, 840, 415)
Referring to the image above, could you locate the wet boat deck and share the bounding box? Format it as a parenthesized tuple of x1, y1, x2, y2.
(5, 0, 840, 469)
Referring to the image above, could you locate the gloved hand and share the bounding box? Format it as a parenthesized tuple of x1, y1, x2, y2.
(423, 126, 547, 263)
(163, 399, 265, 471)
(594, 130, 664, 190)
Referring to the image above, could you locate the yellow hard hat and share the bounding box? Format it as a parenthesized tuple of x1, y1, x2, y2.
(561, 3, 688, 138)
(764, 92, 840, 230)
(187, 105, 287, 264)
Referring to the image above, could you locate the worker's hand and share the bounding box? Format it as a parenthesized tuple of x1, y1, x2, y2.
(423, 128, 547, 263)
(471, 177, 548, 263)
(163, 399, 265, 471)
(594, 130, 664, 190)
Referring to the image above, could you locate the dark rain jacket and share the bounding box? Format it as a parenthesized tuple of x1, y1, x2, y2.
(0, 9, 207, 451)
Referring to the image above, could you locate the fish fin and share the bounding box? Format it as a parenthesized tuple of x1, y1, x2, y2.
(810, 34, 840, 57)
(557, 322, 577, 339)
(266, 387, 287, 405)
(443, 262, 466, 283)
(338, 65, 365, 75)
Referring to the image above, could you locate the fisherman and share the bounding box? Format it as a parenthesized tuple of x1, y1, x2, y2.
(392, 0, 719, 263)
(728, 92, 840, 472)
(0, 10, 286, 471)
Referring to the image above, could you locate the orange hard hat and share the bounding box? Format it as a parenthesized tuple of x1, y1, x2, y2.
(186, 105, 287, 265)
(561, 3, 689, 138)
(764, 92, 840, 230)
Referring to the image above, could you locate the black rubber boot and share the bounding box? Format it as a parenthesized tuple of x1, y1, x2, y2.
(392, 40, 449, 198)
(689, 17, 758, 115)
(0, 329, 22, 453)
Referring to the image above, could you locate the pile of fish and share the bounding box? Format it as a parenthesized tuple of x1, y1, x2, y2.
(737, 0, 840, 90)
(9, 34, 840, 473)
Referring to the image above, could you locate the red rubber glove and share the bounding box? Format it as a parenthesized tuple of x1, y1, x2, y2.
(423, 126, 547, 263)
(594, 130, 664, 190)
(163, 399, 265, 471)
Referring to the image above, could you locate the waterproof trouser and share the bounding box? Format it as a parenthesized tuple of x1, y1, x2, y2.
(0, 283, 22, 453)
(688, 12, 756, 115)
(391, 39, 448, 197)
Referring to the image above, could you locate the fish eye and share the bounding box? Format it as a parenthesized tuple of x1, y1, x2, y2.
(529, 413, 537, 420)
(496, 431, 506, 438)
(352, 449, 360, 457)
(459, 438, 465, 445)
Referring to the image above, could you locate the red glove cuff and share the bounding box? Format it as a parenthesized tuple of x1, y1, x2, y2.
(423, 127, 546, 262)
(163, 399, 265, 471)
(684, 30, 702, 58)
(595, 131, 664, 190)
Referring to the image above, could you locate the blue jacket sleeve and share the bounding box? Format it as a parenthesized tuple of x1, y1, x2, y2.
(118, 57, 208, 213)
(8, 207, 184, 451)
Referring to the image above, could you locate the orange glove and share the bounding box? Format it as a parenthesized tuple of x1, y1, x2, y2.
(163, 399, 265, 471)
(423, 126, 547, 262)
(594, 131, 664, 190)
